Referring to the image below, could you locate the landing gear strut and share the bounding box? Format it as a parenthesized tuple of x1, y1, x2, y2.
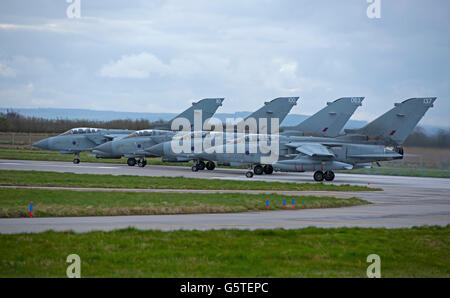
(245, 164, 254, 178)
(73, 153, 80, 164)
(127, 158, 137, 166)
(138, 158, 147, 168)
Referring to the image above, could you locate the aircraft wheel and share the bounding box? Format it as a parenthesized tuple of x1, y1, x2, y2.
(324, 171, 335, 181)
(73, 158, 80, 164)
(206, 161, 216, 171)
(138, 159, 146, 167)
(246, 171, 254, 178)
(254, 165, 264, 175)
(191, 165, 199, 172)
(313, 170, 324, 182)
(197, 161, 206, 170)
(127, 158, 136, 166)
(263, 165, 274, 175)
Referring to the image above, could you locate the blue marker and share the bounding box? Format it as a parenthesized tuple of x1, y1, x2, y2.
(29, 201, 33, 217)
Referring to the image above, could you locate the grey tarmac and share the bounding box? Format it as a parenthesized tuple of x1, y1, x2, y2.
(0, 159, 449, 233)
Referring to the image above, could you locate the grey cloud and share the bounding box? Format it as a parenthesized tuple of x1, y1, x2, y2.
(0, 0, 448, 127)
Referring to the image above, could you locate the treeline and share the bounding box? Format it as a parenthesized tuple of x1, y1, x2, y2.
(0, 111, 166, 133)
(403, 127, 450, 148)
(1, 111, 449, 148)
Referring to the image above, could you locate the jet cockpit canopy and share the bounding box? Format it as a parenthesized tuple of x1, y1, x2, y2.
(59, 128, 101, 136)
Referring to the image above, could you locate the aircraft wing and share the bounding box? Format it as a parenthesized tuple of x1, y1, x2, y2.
(347, 153, 402, 159)
(287, 142, 335, 157)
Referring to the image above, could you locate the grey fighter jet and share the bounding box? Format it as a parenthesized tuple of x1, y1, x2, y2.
(32, 127, 134, 164)
(32, 97, 224, 164)
(92, 97, 224, 167)
(190, 97, 436, 181)
(93, 97, 299, 168)
(147, 97, 299, 170)
(146, 97, 364, 173)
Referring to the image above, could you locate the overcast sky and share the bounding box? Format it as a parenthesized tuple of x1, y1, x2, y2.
(0, 0, 449, 126)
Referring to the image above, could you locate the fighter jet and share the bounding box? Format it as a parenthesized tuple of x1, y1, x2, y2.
(146, 97, 364, 173)
(188, 97, 436, 181)
(92, 97, 224, 167)
(32, 127, 134, 164)
(132, 96, 300, 170)
(93, 96, 299, 168)
(32, 98, 225, 164)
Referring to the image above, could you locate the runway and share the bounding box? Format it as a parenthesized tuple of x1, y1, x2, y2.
(0, 159, 449, 233)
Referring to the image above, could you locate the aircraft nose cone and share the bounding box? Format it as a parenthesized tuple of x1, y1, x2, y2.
(146, 143, 164, 157)
(32, 139, 49, 150)
(94, 142, 113, 154)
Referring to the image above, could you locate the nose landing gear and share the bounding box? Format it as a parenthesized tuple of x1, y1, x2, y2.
(73, 153, 80, 164)
(138, 158, 147, 167)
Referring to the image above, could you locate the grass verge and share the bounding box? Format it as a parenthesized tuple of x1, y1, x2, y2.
(0, 170, 379, 191)
(0, 226, 448, 277)
(0, 188, 368, 217)
(0, 147, 191, 166)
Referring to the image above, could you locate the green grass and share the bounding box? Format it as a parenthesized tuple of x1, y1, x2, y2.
(0, 170, 379, 191)
(0, 226, 448, 277)
(339, 167, 450, 179)
(0, 147, 191, 166)
(0, 188, 368, 217)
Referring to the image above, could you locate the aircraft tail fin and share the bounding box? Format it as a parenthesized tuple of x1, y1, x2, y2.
(244, 96, 298, 127)
(167, 98, 224, 130)
(344, 97, 436, 145)
(292, 97, 364, 137)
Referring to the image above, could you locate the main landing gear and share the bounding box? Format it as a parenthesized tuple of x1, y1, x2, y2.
(127, 158, 136, 167)
(192, 161, 216, 172)
(206, 161, 216, 171)
(313, 170, 335, 182)
(126, 158, 146, 167)
(245, 164, 274, 178)
(73, 153, 80, 164)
